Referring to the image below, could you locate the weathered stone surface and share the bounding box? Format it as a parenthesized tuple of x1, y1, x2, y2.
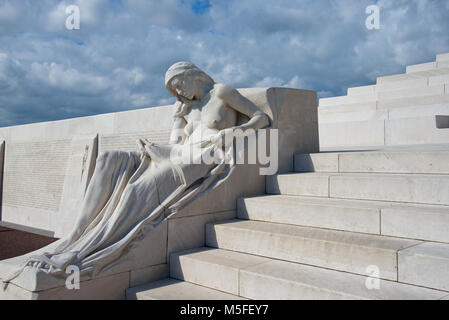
(319, 120, 385, 148)
(240, 259, 447, 300)
(267, 172, 329, 197)
(270, 172, 449, 206)
(0, 271, 130, 300)
(437, 53, 449, 62)
(382, 205, 449, 243)
(130, 264, 169, 288)
(295, 152, 339, 172)
(170, 247, 270, 295)
(55, 134, 98, 237)
(377, 85, 444, 100)
(167, 211, 236, 254)
(126, 278, 245, 300)
(406, 62, 437, 73)
(336, 150, 449, 174)
(238, 195, 380, 234)
(385, 116, 449, 145)
(329, 173, 449, 205)
(319, 109, 387, 123)
(206, 219, 420, 281)
(398, 242, 449, 292)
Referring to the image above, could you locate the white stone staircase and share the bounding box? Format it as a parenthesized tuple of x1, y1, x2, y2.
(319, 52, 449, 148)
(126, 53, 449, 300)
(126, 145, 449, 300)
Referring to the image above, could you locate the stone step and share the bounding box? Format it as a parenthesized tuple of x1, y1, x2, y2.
(318, 101, 377, 114)
(438, 60, 449, 69)
(170, 247, 447, 300)
(206, 219, 421, 281)
(267, 172, 449, 205)
(238, 195, 449, 243)
(319, 95, 376, 107)
(319, 94, 449, 114)
(388, 103, 449, 120)
(319, 119, 385, 147)
(170, 247, 271, 296)
(377, 68, 449, 84)
(437, 53, 449, 62)
(399, 242, 449, 292)
(320, 83, 446, 108)
(319, 115, 449, 148)
(320, 103, 449, 123)
(377, 85, 445, 100)
(294, 150, 449, 174)
(319, 109, 388, 123)
(406, 62, 437, 74)
(126, 278, 245, 300)
(385, 116, 449, 146)
(238, 195, 381, 234)
(347, 85, 376, 96)
(377, 94, 449, 109)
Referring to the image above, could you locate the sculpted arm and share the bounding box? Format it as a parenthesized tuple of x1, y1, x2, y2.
(169, 115, 187, 145)
(216, 84, 270, 133)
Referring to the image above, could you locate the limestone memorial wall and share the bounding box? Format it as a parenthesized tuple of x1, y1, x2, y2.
(0, 104, 176, 236)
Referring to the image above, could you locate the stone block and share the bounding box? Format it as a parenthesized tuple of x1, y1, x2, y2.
(238, 195, 381, 234)
(54, 134, 98, 236)
(329, 173, 449, 205)
(398, 242, 449, 291)
(436, 53, 449, 62)
(377, 94, 449, 110)
(347, 85, 376, 96)
(385, 116, 449, 145)
(319, 109, 388, 123)
(406, 62, 437, 73)
(0, 271, 130, 300)
(376, 78, 428, 92)
(240, 259, 447, 300)
(267, 172, 329, 197)
(377, 85, 444, 100)
(318, 120, 385, 148)
(438, 60, 449, 69)
(206, 219, 420, 281)
(294, 152, 339, 172)
(126, 278, 245, 300)
(318, 102, 377, 114)
(388, 103, 449, 120)
(319, 95, 375, 107)
(167, 210, 236, 254)
(382, 205, 449, 243)
(338, 150, 449, 174)
(170, 247, 270, 295)
(129, 264, 169, 288)
(428, 74, 449, 86)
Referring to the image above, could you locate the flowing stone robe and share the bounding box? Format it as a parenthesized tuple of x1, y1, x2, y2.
(1, 125, 234, 287)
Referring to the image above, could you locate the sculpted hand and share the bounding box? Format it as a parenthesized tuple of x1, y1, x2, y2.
(204, 128, 235, 148)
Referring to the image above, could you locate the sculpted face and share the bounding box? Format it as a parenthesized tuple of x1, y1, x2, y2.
(170, 75, 197, 101)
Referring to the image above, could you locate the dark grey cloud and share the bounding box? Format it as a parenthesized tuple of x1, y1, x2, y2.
(0, 0, 448, 127)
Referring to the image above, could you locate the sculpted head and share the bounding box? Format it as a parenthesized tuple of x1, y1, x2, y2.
(165, 62, 214, 102)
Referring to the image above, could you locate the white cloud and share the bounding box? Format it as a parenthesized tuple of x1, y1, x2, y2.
(0, 0, 448, 127)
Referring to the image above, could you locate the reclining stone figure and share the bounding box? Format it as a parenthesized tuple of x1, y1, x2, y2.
(1, 62, 270, 287)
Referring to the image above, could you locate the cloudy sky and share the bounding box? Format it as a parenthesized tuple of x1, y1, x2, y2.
(0, 0, 448, 127)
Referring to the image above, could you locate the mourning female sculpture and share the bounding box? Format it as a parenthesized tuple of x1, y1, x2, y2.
(1, 62, 269, 285)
